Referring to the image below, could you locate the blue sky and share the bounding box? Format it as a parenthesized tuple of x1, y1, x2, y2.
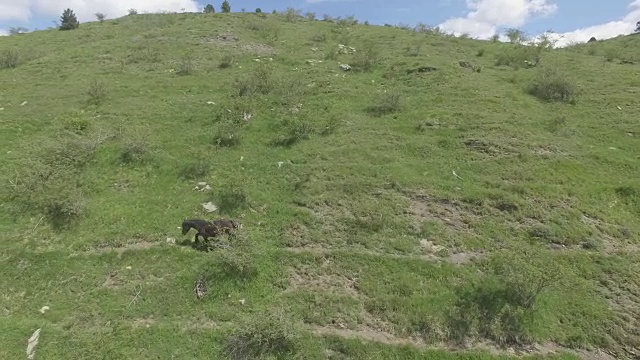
(1, 0, 639, 46)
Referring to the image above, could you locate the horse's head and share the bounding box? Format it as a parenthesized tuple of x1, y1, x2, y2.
(181, 220, 191, 235)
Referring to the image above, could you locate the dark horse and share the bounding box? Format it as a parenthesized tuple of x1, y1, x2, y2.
(181, 219, 221, 243)
(181, 219, 240, 243)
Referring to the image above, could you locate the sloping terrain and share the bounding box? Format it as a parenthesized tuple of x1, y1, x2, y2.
(1, 11, 639, 359)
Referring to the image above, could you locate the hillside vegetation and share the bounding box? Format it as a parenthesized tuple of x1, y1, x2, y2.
(1, 10, 639, 360)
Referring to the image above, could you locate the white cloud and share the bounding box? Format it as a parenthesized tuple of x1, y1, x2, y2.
(0, 29, 8, 36)
(438, 0, 558, 38)
(0, 0, 201, 23)
(549, 0, 640, 47)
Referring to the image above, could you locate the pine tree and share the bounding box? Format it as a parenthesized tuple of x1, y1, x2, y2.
(203, 4, 215, 13)
(221, 0, 231, 13)
(636, 21, 640, 33)
(59, 8, 80, 31)
(255, 8, 262, 13)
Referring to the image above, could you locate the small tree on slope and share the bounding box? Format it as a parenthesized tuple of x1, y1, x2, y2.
(60, 8, 80, 31)
(221, 0, 231, 13)
(204, 4, 215, 13)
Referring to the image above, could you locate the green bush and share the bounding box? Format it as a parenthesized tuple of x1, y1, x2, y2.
(527, 68, 577, 103)
(222, 308, 301, 359)
(176, 54, 195, 75)
(366, 90, 403, 116)
(219, 54, 235, 69)
(447, 249, 563, 346)
(0, 49, 20, 69)
(271, 117, 316, 147)
(350, 42, 380, 72)
(10, 127, 112, 229)
(179, 160, 210, 180)
(59, 8, 80, 31)
(232, 63, 273, 96)
(85, 79, 108, 105)
(212, 121, 243, 147)
(203, 4, 215, 13)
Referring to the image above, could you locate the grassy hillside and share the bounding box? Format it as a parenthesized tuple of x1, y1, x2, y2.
(1, 11, 639, 359)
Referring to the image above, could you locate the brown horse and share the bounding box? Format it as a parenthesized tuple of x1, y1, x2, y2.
(181, 219, 222, 243)
(210, 219, 240, 237)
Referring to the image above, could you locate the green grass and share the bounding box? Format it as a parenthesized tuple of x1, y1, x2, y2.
(1, 11, 639, 359)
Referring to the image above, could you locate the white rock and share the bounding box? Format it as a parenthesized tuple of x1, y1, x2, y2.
(20, 101, 27, 106)
(26, 328, 41, 360)
(277, 162, 284, 168)
(166, 237, 176, 244)
(202, 202, 218, 212)
(39, 306, 50, 314)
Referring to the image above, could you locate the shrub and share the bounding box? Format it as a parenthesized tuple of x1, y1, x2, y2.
(305, 12, 316, 21)
(221, 0, 231, 13)
(405, 44, 421, 57)
(232, 63, 273, 96)
(604, 48, 618, 62)
(176, 54, 195, 75)
(366, 90, 402, 116)
(350, 42, 380, 72)
(494, 45, 539, 68)
(10, 127, 112, 230)
(0, 49, 20, 69)
(128, 8, 138, 15)
(476, 48, 485, 57)
(212, 240, 257, 280)
(447, 249, 563, 346)
(215, 185, 249, 214)
(527, 68, 577, 103)
(95, 12, 106, 22)
(119, 138, 149, 165)
(179, 160, 210, 180)
(282, 8, 302, 22)
(505, 28, 526, 44)
(310, 32, 327, 43)
(59, 8, 80, 31)
(203, 4, 215, 13)
(222, 308, 301, 359)
(9, 27, 29, 35)
(85, 79, 108, 105)
(271, 117, 316, 147)
(255, 8, 262, 13)
(219, 54, 235, 69)
(212, 121, 243, 147)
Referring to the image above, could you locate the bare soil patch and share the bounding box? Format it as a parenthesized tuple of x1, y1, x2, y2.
(102, 269, 165, 289)
(287, 269, 360, 297)
(314, 326, 618, 359)
(132, 318, 155, 328)
(418, 239, 485, 265)
(92, 241, 159, 258)
(210, 32, 239, 43)
(409, 194, 478, 232)
(283, 245, 485, 266)
(464, 139, 513, 157)
(240, 43, 276, 55)
(313, 326, 418, 346)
